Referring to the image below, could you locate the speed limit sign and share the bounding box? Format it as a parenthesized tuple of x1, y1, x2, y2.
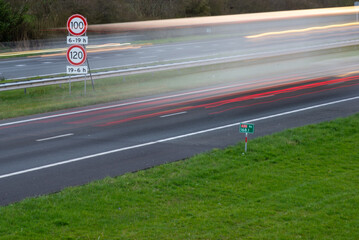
(67, 14, 88, 36)
(66, 45, 87, 66)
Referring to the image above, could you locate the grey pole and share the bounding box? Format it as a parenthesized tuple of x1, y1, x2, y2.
(245, 133, 248, 153)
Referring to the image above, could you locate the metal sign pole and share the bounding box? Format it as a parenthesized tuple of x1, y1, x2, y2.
(240, 123, 254, 154)
(66, 14, 92, 92)
(245, 132, 248, 153)
(83, 43, 94, 91)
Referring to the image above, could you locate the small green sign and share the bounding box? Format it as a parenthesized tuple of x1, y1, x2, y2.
(240, 123, 255, 134)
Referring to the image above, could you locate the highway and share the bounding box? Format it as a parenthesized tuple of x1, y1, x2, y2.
(1, 7, 359, 205)
(1, 74, 359, 205)
(1, 7, 359, 80)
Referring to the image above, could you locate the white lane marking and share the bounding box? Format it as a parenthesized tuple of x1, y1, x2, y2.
(1, 95, 359, 180)
(140, 56, 156, 59)
(0, 81, 261, 127)
(160, 111, 187, 118)
(254, 94, 275, 99)
(328, 82, 342, 86)
(16, 64, 26, 67)
(36, 133, 74, 142)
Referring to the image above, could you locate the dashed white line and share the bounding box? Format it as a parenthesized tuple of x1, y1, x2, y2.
(1, 95, 359, 180)
(254, 94, 275, 99)
(160, 111, 187, 118)
(140, 56, 156, 59)
(36, 133, 74, 142)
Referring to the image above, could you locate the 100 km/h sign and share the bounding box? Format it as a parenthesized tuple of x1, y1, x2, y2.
(66, 45, 87, 66)
(67, 14, 88, 36)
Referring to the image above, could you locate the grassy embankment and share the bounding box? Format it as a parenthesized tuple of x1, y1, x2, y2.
(0, 56, 274, 120)
(0, 66, 228, 119)
(0, 113, 359, 239)
(3, 44, 358, 120)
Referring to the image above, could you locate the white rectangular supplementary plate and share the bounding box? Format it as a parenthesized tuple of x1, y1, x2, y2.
(67, 36, 88, 45)
(67, 65, 88, 74)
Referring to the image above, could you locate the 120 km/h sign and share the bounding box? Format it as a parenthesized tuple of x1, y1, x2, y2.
(67, 14, 88, 36)
(66, 45, 87, 66)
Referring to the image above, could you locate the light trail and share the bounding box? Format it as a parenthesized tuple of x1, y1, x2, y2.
(246, 22, 359, 39)
(2, 95, 359, 180)
(88, 7, 358, 33)
(97, 76, 359, 126)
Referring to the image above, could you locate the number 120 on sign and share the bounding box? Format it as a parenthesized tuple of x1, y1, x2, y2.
(66, 45, 87, 66)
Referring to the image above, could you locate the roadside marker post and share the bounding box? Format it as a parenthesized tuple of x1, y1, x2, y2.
(239, 123, 255, 153)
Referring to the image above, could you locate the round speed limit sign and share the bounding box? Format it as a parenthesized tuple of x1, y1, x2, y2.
(66, 45, 87, 66)
(67, 14, 88, 36)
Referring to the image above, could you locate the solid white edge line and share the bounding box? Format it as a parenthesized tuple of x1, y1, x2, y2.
(1, 95, 359, 179)
(36, 133, 74, 142)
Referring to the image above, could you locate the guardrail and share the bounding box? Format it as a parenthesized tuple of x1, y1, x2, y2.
(1, 40, 358, 92)
(0, 53, 262, 92)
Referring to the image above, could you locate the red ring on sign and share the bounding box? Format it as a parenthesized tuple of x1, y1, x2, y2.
(67, 14, 88, 36)
(66, 45, 87, 66)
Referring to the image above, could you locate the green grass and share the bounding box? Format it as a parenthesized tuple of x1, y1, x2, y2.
(0, 61, 261, 120)
(1, 114, 359, 239)
(2, 44, 359, 120)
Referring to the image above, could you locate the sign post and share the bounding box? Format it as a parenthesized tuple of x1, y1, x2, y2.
(239, 123, 255, 153)
(66, 14, 94, 93)
(355, 2, 359, 22)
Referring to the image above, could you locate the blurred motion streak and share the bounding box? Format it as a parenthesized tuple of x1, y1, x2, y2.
(246, 22, 359, 39)
(87, 7, 358, 33)
(96, 75, 359, 126)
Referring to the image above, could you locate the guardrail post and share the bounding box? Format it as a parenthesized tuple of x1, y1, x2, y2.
(68, 76, 71, 95)
(84, 74, 87, 95)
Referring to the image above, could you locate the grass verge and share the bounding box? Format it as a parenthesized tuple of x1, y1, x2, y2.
(0, 60, 268, 120)
(1, 114, 359, 239)
(2, 44, 359, 121)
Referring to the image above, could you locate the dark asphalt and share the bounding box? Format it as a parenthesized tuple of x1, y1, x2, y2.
(1, 75, 359, 205)
(0, 12, 357, 79)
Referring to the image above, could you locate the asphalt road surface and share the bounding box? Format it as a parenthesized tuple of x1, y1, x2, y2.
(0, 9, 358, 79)
(2, 8, 359, 205)
(1, 74, 359, 205)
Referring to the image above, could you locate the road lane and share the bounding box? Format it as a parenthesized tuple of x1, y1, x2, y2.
(0, 9, 358, 79)
(2, 7, 359, 205)
(1, 74, 359, 205)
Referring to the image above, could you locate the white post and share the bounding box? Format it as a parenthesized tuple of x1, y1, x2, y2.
(245, 132, 248, 153)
